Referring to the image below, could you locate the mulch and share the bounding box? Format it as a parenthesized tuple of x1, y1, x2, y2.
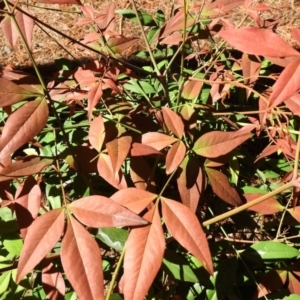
(0, 0, 299, 70)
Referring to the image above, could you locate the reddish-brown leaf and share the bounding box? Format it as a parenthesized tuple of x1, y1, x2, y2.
(15, 177, 41, 239)
(241, 54, 261, 85)
(205, 167, 242, 206)
(162, 198, 213, 275)
(107, 37, 138, 54)
(285, 94, 300, 116)
(97, 153, 127, 189)
(161, 107, 184, 138)
(0, 156, 53, 182)
(130, 142, 162, 157)
(288, 272, 300, 295)
(218, 28, 300, 57)
(42, 261, 65, 300)
(130, 157, 155, 191)
(204, 0, 243, 15)
(123, 206, 165, 300)
(165, 140, 186, 174)
(244, 193, 283, 215)
(111, 188, 157, 214)
(0, 78, 36, 106)
(68, 195, 147, 228)
(253, 269, 287, 299)
(269, 58, 300, 109)
(288, 206, 300, 223)
(89, 115, 105, 152)
(61, 216, 104, 300)
(182, 79, 203, 100)
(177, 155, 205, 212)
(254, 144, 279, 163)
(17, 208, 65, 283)
(1, 9, 34, 49)
(88, 82, 103, 120)
(193, 130, 251, 158)
(97, 3, 116, 32)
(106, 135, 132, 177)
(0, 99, 49, 161)
(141, 132, 177, 150)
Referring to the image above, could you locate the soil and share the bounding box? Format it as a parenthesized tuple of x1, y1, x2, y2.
(0, 0, 299, 71)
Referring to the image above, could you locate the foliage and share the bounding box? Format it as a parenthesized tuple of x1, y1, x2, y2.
(0, 0, 300, 299)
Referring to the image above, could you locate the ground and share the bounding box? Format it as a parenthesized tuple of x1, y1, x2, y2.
(0, 0, 299, 70)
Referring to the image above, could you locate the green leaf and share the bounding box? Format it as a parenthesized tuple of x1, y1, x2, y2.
(116, 9, 157, 26)
(283, 295, 300, 300)
(3, 238, 23, 256)
(243, 241, 299, 260)
(163, 250, 198, 283)
(0, 271, 11, 295)
(96, 228, 128, 252)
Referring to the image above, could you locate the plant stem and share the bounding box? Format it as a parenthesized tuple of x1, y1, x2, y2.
(203, 181, 293, 227)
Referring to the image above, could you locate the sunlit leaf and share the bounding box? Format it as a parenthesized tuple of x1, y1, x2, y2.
(244, 193, 283, 215)
(166, 141, 186, 174)
(0, 156, 53, 182)
(123, 206, 165, 300)
(111, 188, 157, 214)
(17, 209, 65, 283)
(0, 99, 49, 161)
(162, 107, 184, 138)
(107, 37, 138, 54)
(89, 115, 106, 152)
(182, 79, 203, 100)
(193, 130, 251, 158)
(116, 9, 157, 26)
(61, 216, 104, 300)
(68, 195, 147, 228)
(106, 135, 132, 177)
(141, 132, 177, 150)
(162, 198, 213, 275)
(269, 58, 300, 109)
(218, 28, 300, 57)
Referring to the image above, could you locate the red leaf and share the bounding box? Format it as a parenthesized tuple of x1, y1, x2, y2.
(241, 54, 261, 85)
(193, 130, 251, 158)
(106, 135, 132, 177)
(244, 194, 283, 215)
(142, 132, 177, 150)
(15, 176, 41, 239)
(0, 78, 36, 106)
(0, 99, 49, 161)
(123, 206, 165, 300)
(68, 195, 147, 227)
(288, 206, 300, 223)
(111, 188, 157, 214)
(254, 144, 279, 163)
(291, 29, 300, 46)
(205, 167, 242, 206)
(130, 157, 155, 191)
(1, 9, 34, 49)
(285, 94, 300, 116)
(97, 153, 127, 189)
(162, 198, 213, 275)
(288, 272, 300, 295)
(42, 261, 65, 300)
(162, 107, 184, 138)
(269, 58, 300, 109)
(182, 79, 203, 100)
(89, 115, 105, 152)
(218, 28, 300, 57)
(177, 155, 205, 212)
(61, 216, 104, 300)
(17, 209, 65, 283)
(88, 82, 103, 120)
(107, 37, 138, 54)
(130, 142, 162, 157)
(0, 156, 53, 182)
(166, 141, 186, 174)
